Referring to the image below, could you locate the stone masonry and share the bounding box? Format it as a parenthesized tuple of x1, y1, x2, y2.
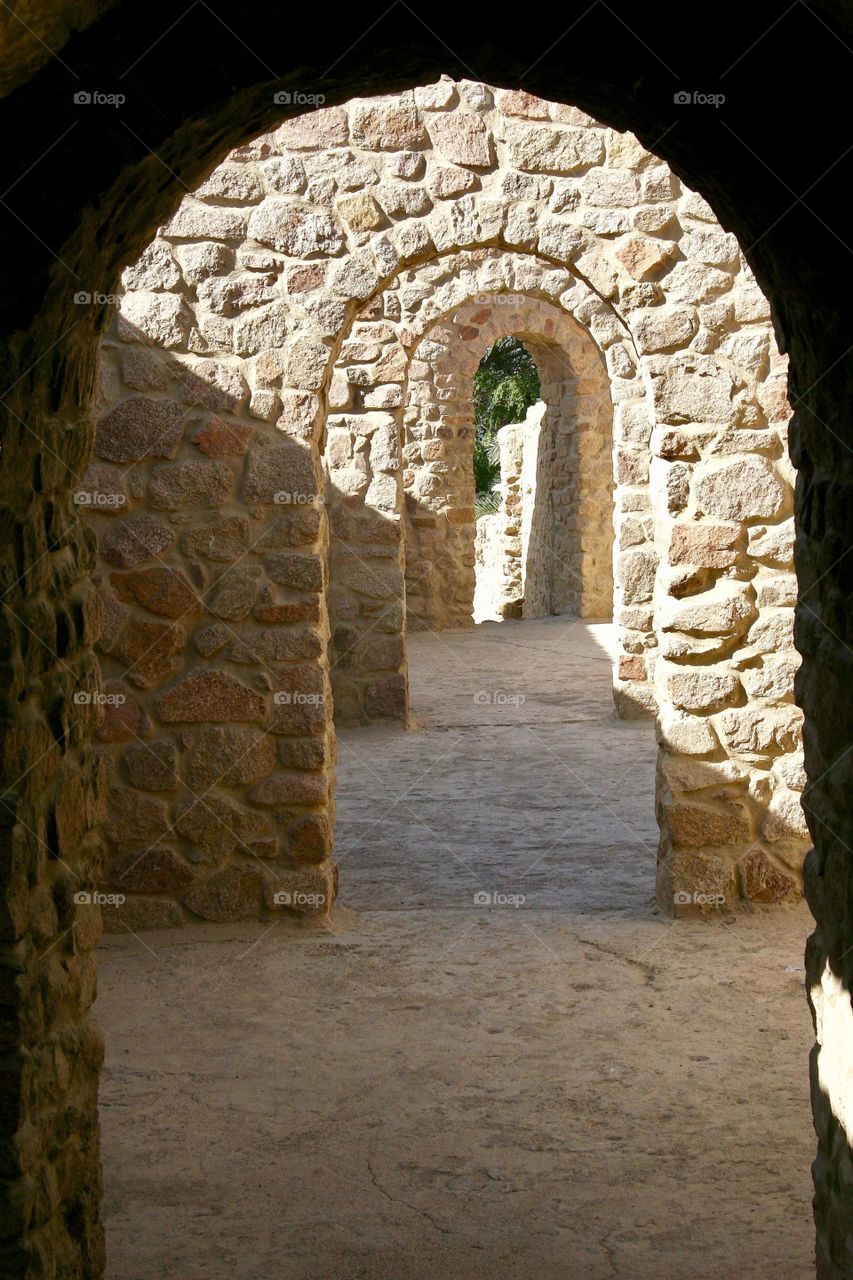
(87, 79, 805, 929)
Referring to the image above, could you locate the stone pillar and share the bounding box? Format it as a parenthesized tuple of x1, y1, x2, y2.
(0, 368, 106, 1276)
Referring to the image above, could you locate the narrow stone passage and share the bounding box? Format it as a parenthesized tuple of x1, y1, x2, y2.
(97, 620, 815, 1280)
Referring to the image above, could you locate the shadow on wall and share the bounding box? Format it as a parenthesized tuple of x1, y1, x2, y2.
(80, 319, 338, 932)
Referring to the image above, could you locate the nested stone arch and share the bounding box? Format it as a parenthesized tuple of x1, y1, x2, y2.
(404, 291, 617, 629)
(88, 78, 802, 934)
(322, 246, 658, 727)
(404, 295, 616, 629)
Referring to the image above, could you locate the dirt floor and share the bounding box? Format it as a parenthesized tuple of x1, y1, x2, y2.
(97, 618, 817, 1279)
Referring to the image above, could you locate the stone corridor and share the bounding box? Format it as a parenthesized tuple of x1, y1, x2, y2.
(97, 619, 815, 1279)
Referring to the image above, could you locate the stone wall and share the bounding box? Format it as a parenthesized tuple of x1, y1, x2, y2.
(473, 402, 551, 621)
(86, 79, 803, 928)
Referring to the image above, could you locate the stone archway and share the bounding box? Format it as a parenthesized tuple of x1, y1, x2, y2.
(4, 23, 852, 1265)
(87, 84, 803, 933)
(403, 292, 616, 627)
(322, 250, 645, 725)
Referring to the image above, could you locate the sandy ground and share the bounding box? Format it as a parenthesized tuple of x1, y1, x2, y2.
(97, 618, 818, 1279)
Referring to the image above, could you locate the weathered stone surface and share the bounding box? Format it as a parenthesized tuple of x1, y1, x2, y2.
(651, 356, 737, 425)
(110, 567, 198, 618)
(174, 794, 268, 860)
(95, 398, 185, 463)
(250, 772, 328, 806)
(634, 308, 696, 353)
(149, 461, 234, 510)
(661, 582, 755, 637)
(664, 667, 742, 713)
(364, 674, 407, 720)
(123, 740, 178, 790)
(741, 848, 799, 903)
(658, 715, 720, 756)
(106, 846, 193, 893)
(718, 706, 803, 758)
(183, 866, 265, 921)
(615, 236, 674, 280)
(101, 516, 176, 568)
(181, 517, 251, 562)
(263, 864, 335, 915)
(669, 522, 742, 568)
(351, 100, 426, 150)
(157, 671, 265, 722)
(101, 896, 185, 932)
(430, 165, 478, 199)
(95, 680, 148, 743)
(179, 359, 249, 412)
(192, 419, 253, 457)
(113, 617, 184, 686)
(658, 848, 736, 913)
(247, 201, 343, 256)
(286, 814, 333, 864)
(162, 200, 250, 240)
(666, 800, 752, 849)
(428, 113, 491, 166)
(187, 727, 277, 790)
(337, 192, 386, 231)
(695, 458, 787, 521)
(206, 566, 263, 622)
(618, 548, 657, 604)
(104, 787, 170, 847)
(505, 123, 603, 172)
(117, 291, 192, 347)
(263, 553, 323, 591)
(242, 441, 318, 504)
(268, 668, 326, 735)
(762, 788, 809, 841)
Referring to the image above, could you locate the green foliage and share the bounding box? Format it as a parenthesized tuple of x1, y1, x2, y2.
(472, 337, 540, 503)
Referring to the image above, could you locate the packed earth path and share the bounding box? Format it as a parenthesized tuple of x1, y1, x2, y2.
(97, 618, 815, 1279)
